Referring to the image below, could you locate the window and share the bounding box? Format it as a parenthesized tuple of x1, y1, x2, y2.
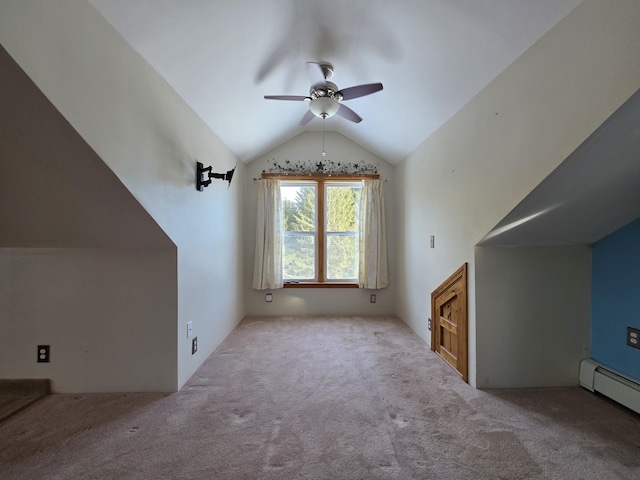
(253, 174, 388, 291)
(281, 179, 362, 285)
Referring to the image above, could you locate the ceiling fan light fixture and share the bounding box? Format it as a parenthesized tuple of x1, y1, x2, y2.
(264, 62, 382, 124)
(309, 97, 340, 119)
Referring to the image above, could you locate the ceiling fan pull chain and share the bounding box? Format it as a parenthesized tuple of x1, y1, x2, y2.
(322, 118, 327, 157)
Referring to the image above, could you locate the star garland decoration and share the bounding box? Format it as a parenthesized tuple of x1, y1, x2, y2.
(263, 158, 379, 175)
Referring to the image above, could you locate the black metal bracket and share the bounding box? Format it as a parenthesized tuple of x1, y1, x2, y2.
(197, 162, 235, 191)
(196, 162, 211, 191)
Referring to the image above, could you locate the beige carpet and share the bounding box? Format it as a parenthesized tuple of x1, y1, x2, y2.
(1, 315, 639, 479)
(0, 379, 50, 423)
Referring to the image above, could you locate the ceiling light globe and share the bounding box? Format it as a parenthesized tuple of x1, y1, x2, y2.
(309, 97, 340, 119)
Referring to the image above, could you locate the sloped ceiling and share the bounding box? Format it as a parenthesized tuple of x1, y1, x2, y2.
(88, 0, 582, 164)
(480, 88, 640, 246)
(0, 45, 173, 248)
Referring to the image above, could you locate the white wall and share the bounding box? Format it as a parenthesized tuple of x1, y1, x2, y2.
(0, 249, 177, 392)
(243, 131, 396, 316)
(475, 246, 591, 388)
(396, 0, 640, 387)
(1, 42, 179, 392)
(0, 0, 245, 391)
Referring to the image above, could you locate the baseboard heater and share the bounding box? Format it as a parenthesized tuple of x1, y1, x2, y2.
(579, 359, 640, 415)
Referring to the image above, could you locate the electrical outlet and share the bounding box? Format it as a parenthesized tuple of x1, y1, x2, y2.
(265, 292, 273, 303)
(370, 294, 376, 303)
(37, 345, 50, 363)
(192, 337, 198, 355)
(430, 235, 435, 248)
(628, 327, 640, 349)
(428, 318, 432, 331)
(187, 321, 193, 338)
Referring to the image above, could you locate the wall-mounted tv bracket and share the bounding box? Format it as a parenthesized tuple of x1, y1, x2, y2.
(196, 162, 235, 191)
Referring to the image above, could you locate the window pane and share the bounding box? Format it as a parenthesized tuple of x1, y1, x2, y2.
(326, 184, 361, 281)
(281, 185, 316, 232)
(326, 185, 360, 233)
(282, 183, 317, 281)
(283, 234, 315, 280)
(326, 234, 358, 280)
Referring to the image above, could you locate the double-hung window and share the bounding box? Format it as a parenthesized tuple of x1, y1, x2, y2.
(280, 177, 363, 286)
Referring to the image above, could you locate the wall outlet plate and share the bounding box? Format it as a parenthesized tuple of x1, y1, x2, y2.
(428, 318, 432, 331)
(628, 327, 640, 349)
(37, 345, 50, 363)
(265, 292, 273, 303)
(370, 294, 376, 303)
(187, 321, 193, 338)
(192, 337, 198, 355)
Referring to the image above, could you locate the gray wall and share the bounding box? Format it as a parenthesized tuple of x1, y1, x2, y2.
(395, 0, 640, 387)
(0, 249, 177, 392)
(243, 131, 396, 316)
(0, 45, 178, 392)
(3, 0, 639, 393)
(0, 1, 245, 391)
(475, 246, 591, 388)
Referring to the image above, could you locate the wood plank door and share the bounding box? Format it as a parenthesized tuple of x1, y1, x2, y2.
(431, 263, 468, 382)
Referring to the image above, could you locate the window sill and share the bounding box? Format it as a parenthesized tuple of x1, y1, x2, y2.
(283, 282, 359, 289)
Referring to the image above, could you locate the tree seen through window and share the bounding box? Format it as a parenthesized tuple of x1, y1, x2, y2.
(281, 181, 361, 282)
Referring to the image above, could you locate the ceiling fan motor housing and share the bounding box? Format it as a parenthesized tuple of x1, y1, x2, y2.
(309, 81, 341, 100)
(309, 81, 342, 118)
(319, 63, 334, 80)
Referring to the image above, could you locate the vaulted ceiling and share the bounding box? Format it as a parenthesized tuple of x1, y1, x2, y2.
(88, 0, 582, 164)
(480, 89, 640, 246)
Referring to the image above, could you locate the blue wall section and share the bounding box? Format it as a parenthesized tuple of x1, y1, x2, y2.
(591, 218, 640, 381)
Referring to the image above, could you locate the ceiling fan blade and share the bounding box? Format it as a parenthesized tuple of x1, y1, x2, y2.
(336, 104, 362, 123)
(264, 95, 309, 101)
(306, 62, 327, 90)
(338, 83, 383, 101)
(299, 109, 315, 126)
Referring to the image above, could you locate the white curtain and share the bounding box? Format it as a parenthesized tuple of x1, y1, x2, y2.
(358, 179, 389, 289)
(253, 179, 283, 290)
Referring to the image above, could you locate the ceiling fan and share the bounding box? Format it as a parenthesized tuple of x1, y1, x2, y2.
(264, 62, 383, 125)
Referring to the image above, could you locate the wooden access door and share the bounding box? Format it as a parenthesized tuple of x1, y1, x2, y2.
(431, 263, 468, 382)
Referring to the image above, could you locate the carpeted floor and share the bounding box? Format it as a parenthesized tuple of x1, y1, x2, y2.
(1, 315, 639, 479)
(0, 379, 50, 423)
